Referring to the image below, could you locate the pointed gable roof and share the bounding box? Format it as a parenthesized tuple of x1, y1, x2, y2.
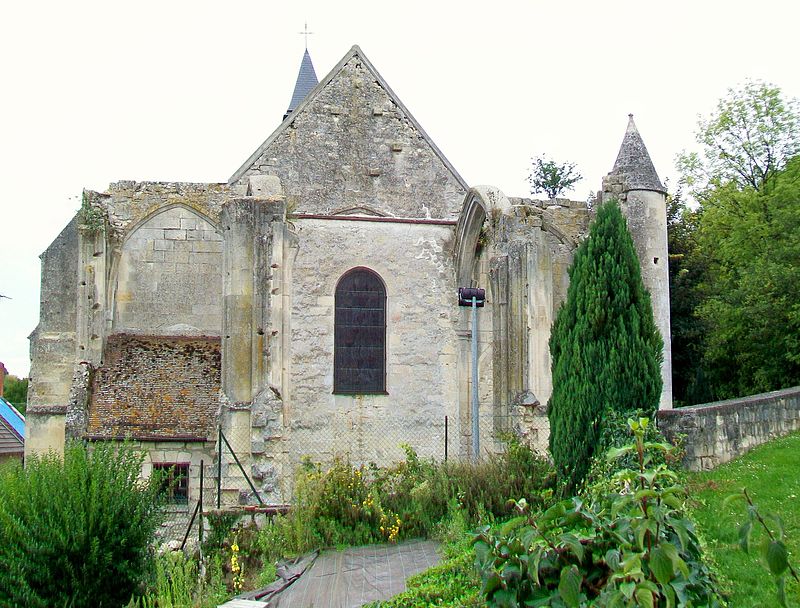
(612, 114, 666, 194)
(229, 45, 467, 191)
(284, 49, 319, 120)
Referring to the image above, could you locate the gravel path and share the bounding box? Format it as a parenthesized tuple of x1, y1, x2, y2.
(267, 539, 440, 608)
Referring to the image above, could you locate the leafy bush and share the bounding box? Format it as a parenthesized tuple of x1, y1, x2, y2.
(475, 419, 721, 607)
(255, 438, 554, 559)
(373, 439, 555, 539)
(0, 441, 163, 607)
(295, 457, 401, 546)
(548, 200, 663, 491)
(727, 488, 800, 607)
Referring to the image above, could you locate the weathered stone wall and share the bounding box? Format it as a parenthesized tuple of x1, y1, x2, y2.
(658, 386, 800, 470)
(234, 54, 467, 219)
(281, 217, 460, 469)
(87, 334, 221, 440)
(98, 181, 238, 236)
(114, 206, 223, 333)
(26, 217, 80, 458)
(28, 216, 79, 409)
(136, 439, 215, 508)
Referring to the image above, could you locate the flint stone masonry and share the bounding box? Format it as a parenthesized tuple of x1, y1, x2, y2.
(657, 386, 800, 470)
(87, 334, 221, 440)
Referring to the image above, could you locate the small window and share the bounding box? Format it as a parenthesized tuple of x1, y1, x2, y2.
(334, 268, 387, 394)
(153, 462, 189, 505)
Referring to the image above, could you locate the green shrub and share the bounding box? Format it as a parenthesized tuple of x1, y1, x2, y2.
(254, 438, 554, 559)
(548, 200, 663, 491)
(475, 419, 721, 607)
(0, 441, 164, 608)
(373, 439, 555, 538)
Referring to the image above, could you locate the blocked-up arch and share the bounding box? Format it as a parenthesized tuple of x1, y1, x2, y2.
(113, 206, 223, 334)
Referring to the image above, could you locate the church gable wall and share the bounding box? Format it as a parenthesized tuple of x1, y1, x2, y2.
(283, 218, 459, 464)
(113, 206, 223, 334)
(236, 57, 466, 220)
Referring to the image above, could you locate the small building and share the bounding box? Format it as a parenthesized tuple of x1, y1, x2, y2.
(0, 396, 25, 463)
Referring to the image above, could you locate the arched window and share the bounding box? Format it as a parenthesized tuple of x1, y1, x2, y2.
(334, 268, 387, 394)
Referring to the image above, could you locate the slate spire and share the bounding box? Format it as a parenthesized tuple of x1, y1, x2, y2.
(612, 114, 666, 193)
(284, 49, 319, 120)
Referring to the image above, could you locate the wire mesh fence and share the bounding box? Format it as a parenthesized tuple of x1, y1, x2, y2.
(154, 409, 551, 546)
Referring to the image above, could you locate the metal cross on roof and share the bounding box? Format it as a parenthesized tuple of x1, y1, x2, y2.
(298, 21, 314, 50)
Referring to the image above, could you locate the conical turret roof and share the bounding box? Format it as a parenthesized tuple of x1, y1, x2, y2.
(284, 49, 319, 119)
(612, 114, 666, 193)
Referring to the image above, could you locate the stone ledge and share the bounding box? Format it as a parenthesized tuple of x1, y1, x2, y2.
(26, 405, 68, 415)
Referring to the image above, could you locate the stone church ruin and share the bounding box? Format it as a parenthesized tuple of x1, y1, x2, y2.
(26, 45, 671, 504)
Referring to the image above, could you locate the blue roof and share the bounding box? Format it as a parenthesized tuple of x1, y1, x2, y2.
(0, 396, 25, 439)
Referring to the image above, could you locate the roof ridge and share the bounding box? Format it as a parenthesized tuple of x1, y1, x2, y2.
(228, 45, 467, 190)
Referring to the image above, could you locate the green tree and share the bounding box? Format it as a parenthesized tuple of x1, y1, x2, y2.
(696, 159, 800, 398)
(0, 441, 164, 607)
(528, 154, 582, 199)
(3, 375, 28, 413)
(667, 191, 713, 406)
(677, 80, 800, 195)
(548, 200, 663, 490)
(676, 82, 800, 400)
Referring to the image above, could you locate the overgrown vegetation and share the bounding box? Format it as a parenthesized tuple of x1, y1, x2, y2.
(548, 200, 663, 491)
(126, 438, 551, 607)
(476, 419, 721, 607)
(255, 439, 554, 560)
(528, 154, 583, 199)
(0, 441, 163, 608)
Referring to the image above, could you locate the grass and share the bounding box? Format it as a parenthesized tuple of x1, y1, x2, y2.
(686, 431, 800, 607)
(364, 528, 483, 607)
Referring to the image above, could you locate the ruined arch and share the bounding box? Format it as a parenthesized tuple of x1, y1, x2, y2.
(112, 205, 223, 334)
(453, 186, 512, 287)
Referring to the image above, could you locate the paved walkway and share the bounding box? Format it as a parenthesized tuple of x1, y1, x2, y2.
(268, 539, 440, 608)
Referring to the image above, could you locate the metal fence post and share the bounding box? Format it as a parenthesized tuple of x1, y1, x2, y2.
(471, 296, 479, 462)
(217, 426, 222, 509)
(444, 415, 448, 462)
(199, 460, 204, 549)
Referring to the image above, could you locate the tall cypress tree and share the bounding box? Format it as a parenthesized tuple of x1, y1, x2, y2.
(548, 199, 663, 489)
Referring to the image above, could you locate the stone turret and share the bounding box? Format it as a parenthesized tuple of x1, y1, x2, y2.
(284, 49, 319, 120)
(602, 115, 673, 410)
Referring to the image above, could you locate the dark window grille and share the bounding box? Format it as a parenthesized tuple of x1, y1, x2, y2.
(334, 268, 386, 394)
(153, 462, 189, 504)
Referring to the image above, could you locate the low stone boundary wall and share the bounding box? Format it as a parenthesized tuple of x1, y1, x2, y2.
(657, 386, 800, 470)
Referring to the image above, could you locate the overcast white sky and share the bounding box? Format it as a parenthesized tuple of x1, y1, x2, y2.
(2, 0, 799, 377)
